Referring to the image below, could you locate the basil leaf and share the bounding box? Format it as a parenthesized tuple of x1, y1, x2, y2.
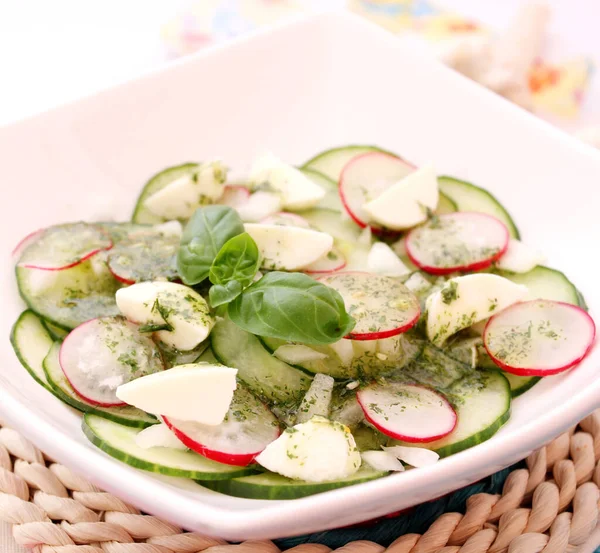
(209, 233, 260, 288)
(209, 280, 243, 308)
(228, 272, 355, 345)
(176, 206, 245, 285)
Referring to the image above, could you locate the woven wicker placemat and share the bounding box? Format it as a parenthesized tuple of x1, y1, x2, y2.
(0, 410, 599, 553)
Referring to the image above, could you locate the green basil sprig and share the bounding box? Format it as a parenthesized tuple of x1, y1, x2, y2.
(228, 272, 355, 345)
(176, 206, 244, 285)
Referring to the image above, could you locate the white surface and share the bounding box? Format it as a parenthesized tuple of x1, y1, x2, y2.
(1, 11, 600, 541)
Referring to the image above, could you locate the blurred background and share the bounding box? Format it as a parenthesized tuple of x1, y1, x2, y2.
(0, 0, 598, 146)
(0, 0, 599, 551)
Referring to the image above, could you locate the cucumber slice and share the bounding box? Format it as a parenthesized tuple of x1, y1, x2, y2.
(132, 163, 199, 224)
(97, 222, 151, 243)
(10, 310, 54, 390)
(16, 223, 113, 271)
(399, 370, 511, 457)
(83, 414, 255, 479)
(260, 334, 422, 379)
(16, 256, 121, 330)
(438, 176, 520, 239)
(210, 318, 311, 407)
(41, 319, 69, 341)
(196, 346, 219, 363)
(301, 208, 362, 244)
(159, 341, 209, 369)
(498, 265, 581, 306)
(504, 373, 540, 398)
(200, 467, 386, 499)
(107, 232, 179, 284)
(44, 343, 157, 428)
(437, 192, 458, 215)
(302, 145, 395, 182)
(404, 343, 471, 389)
(299, 168, 341, 212)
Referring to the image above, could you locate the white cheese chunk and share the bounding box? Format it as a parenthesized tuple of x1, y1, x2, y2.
(250, 153, 325, 210)
(143, 161, 227, 220)
(363, 164, 439, 230)
(496, 239, 545, 273)
(426, 274, 529, 346)
(361, 450, 405, 472)
(135, 422, 187, 450)
(116, 364, 237, 425)
(116, 281, 214, 351)
(244, 223, 334, 271)
(404, 272, 432, 295)
(367, 242, 411, 276)
(255, 416, 361, 482)
(153, 220, 183, 238)
(236, 191, 281, 222)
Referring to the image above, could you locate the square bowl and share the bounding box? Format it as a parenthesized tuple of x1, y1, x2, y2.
(1, 11, 600, 542)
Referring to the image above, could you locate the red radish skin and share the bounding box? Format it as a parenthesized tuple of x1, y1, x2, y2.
(304, 248, 347, 275)
(108, 266, 135, 286)
(161, 386, 280, 467)
(405, 212, 509, 275)
(12, 228, 44, 260)
(338, 152, 415, 231)
(483, 300, 596, 377)
(162, 417, 273, 466)
(317, 271, 421, 341)
(357, 383, 457, 443)
(220, 185, 251, 208)
(19, 225, 113, 271)
(59, 317, 164, 407)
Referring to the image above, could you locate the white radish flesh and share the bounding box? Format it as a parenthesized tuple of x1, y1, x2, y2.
(483, 299, 596, 376)
(318, 272, 420, 340)
(163, 384, 279, 466)
(59, 316, 164, 407)
(304, 246, 347, 274)
(18, 223, 113, 271)
(405, 212, 509, 275)
(135, 423, 187, 450)
(339, 152, 414, 229)
(219, 185, 250, 208)
(357, 383, 457, 442)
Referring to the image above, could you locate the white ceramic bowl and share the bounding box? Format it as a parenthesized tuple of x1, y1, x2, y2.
(1, 11, 599, 542)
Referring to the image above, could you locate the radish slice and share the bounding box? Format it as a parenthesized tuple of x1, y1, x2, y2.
(12, 228, 44, 261)
(304, 246, 347, 274)
(163, 385, 280, 466)
(339, 152, 414, 229)
(107, 233, 179, 284)
(318, 272, 420, 340)
(483, 299, 596, 376)
(59, 316, 164, 407)
(357, 382, 457, 442)
(405, 212, 509, 275)
(219, 185, 251, 208)
(260, 212, 311, 228)
(18, 223, 113, 271)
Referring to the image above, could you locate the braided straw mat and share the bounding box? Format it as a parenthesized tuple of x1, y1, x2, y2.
(1, 410, 600, 553)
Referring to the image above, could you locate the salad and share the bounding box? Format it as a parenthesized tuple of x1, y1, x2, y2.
(10, 145, 596, 500)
